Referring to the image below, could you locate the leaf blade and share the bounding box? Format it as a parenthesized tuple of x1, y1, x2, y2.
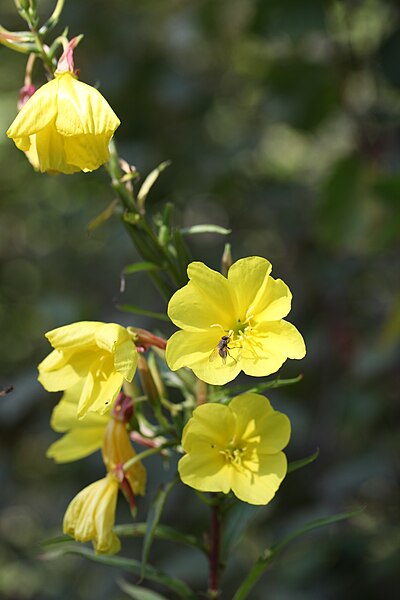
(117, 304, 169, 322)
(141, 479, 177, 577)
(40, 544, 196, 600)
(232, 508, 363, 600)
(287, 449, 320, 474)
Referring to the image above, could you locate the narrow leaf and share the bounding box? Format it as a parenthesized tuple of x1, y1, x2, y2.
(40, 544, 196, 600)
(87, 199, 119, 233)
(180, 224, 231, 236)
(117, 304, 169, 322)
(120, 262, 161, 293)
(232, 508, 363, 600)
(288, 449, 319, 474)
(227, 374, 303, 395)
(210, 375, 304, 403)
(123, 262, 161, 275)
(114, 523, 206, 553)
(118, 579, 168, 600)
(142, 479, 177, 577)
(137, 161, 171, 211)
(222, 502, 259, 555)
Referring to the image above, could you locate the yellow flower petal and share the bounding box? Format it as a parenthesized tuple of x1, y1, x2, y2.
(231, 453, 287, 505)
(182, 402, 236, 450)
(38, 350, 95, 391)
(46, 321, 102, 349)
(114, 338, 137, 382)
(6, 78, 58, 141)
(227, 256, 272, 321)
(47, 426, 107, 463)
(255, 320, 306, 359)
(191, 355, 242, 386)
(166, 330, 219, 371)
(77, 369, 123, 418)
(63, 133, 110, 172)
(55, 74, 120, 136)
(230, 393, 291, 453)
(47, 382, 110, 462)
(178, 451, 232, 494)
(168, 262, 237, 331)
(252, 276, 293, 322)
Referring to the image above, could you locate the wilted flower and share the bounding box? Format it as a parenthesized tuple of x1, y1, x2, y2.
(63, 474, 120, 554)
(47, 381, 110, 463)
(178, 392, 290, 505)
(38, 321, 137, 419)
(166, 256, 306, 385)
(7, 66, 120, 174)
(102, 415, 147, 502)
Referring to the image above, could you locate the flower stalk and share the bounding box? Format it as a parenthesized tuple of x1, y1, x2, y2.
(208, 497, 222, 599)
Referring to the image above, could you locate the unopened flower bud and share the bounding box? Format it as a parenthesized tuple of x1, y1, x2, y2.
(137, 353, 161, 406)
(128, 327, 167, 353)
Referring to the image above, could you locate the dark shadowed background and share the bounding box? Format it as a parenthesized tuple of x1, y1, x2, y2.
(0, 1, 399, 598)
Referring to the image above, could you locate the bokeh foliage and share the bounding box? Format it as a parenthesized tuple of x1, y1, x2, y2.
(0, 0, 399, 598)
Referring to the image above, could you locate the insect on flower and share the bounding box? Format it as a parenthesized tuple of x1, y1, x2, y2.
(209, 331, 241, 365)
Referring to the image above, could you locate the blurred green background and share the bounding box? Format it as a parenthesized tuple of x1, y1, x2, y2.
(1, 0, 399, 598)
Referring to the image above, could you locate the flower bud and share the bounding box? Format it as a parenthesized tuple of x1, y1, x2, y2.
(137, 353, 161, 407)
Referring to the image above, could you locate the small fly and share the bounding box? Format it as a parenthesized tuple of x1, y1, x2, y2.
(209, 334, 237, 365)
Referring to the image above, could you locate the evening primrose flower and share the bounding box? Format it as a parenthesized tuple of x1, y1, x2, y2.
(47, 382, 110, 463)
(166, 256, 306, 385)
(7, 70, 120, 174)
(178, 393, 290, 505)
(63, 474, 120, 554)
(38, 321, 137, 419)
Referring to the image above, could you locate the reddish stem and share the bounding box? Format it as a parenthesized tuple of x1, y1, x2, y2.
(208, 500, 221, 598)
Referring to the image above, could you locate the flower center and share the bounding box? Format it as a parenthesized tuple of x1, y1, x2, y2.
(220, 443, 248, 470)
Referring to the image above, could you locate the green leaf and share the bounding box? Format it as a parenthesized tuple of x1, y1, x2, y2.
(40, 544, 196, 600)
(137, 161, 171, 211)
(117, 304, 169, 322)
(118, 579, 168, 600)
(232, 508, 363, 600)
(212, 375, 303, 401)
(114, 523, 206, 553)
(87, 199, 119, 233)
(123, 262, 161, 275)
(142, 479, 177, 577)
(180, 224, 231, 236)
(222, 501, 259, 555)
(287, 449, 319, 474)
(120, 262, 161, 293)
(41, 534, 72, 547)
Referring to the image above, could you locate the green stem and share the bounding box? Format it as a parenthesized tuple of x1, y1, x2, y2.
(39, 0, 65, 34)
(123, 441, 176, 471)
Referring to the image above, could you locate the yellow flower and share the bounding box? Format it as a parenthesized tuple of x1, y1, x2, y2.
(102, 418, 146, 498)
(7, 71, 120, 174)
(38, 321, 137, 419)
(63, 474, 120, 554)
(178, 393, 290, 505)
(166, 256, 306, 385)
(47, 382, 110, 463)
